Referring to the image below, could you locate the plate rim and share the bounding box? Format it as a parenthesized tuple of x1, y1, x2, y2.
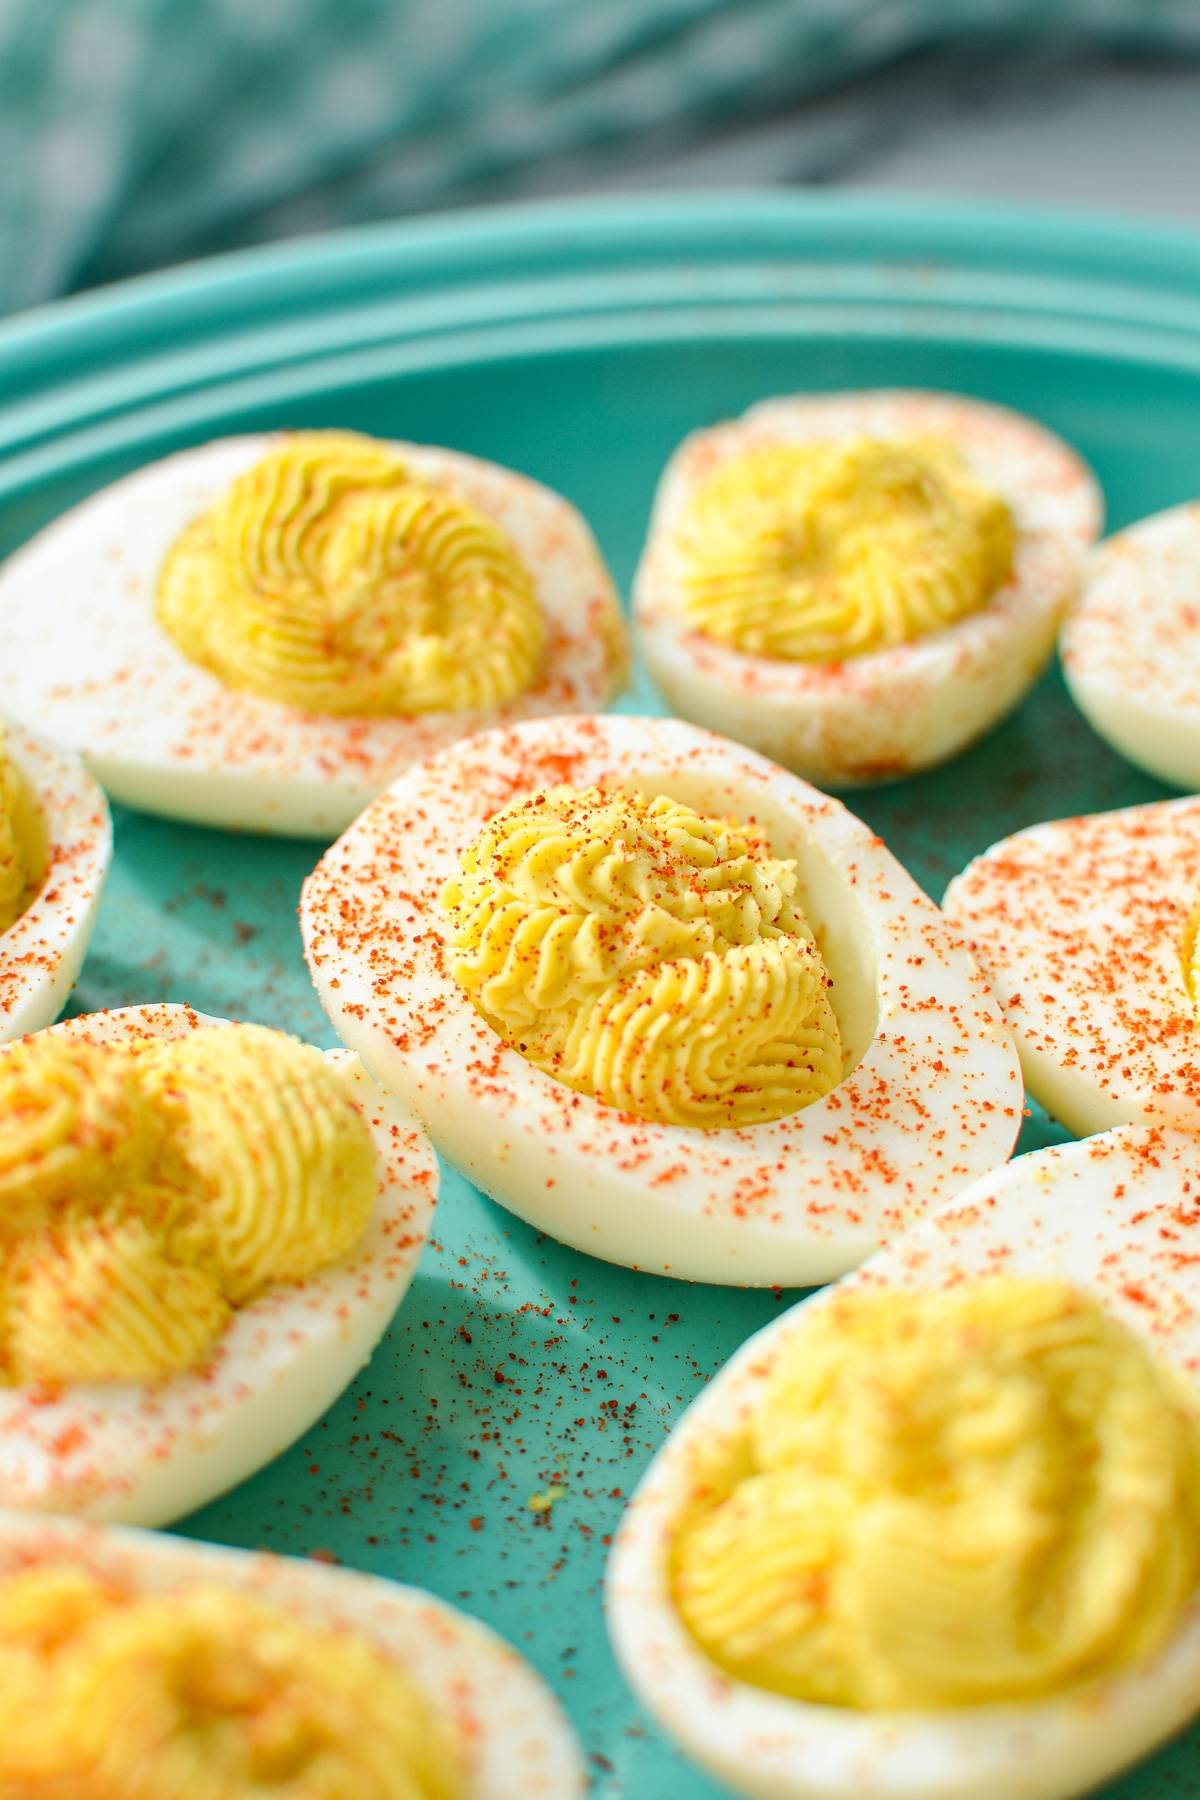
(2, 188, 1200, 506)
(5, 187, 1200, 345)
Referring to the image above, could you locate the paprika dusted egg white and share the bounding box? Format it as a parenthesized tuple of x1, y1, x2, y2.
(0, 717, 110, 1045)
(1062, 501, 1200, 789)
(0, 1512, 583, 1798)
(301, 714, 1021, 1286)
(943, 796, 1200, 1137)
(0, 431, 627, 837)
(635, 389, 1101, 788)
(0, 1003, 437, 1525)
(608, 1125, 1200, 1800)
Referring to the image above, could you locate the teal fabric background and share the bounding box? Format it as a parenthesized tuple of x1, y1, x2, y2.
(2, 0, 1199, 314)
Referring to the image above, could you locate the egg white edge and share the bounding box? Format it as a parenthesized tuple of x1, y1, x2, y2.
(606, 1123, 1200, 1800)
(0, 1508, 585, 1798)
(0, 435, 625, 838)
(0, 717, 111, 1044)
(301, 713, 1023, 1287)
(1061, 502, 1200, 791)
(633, 389, 1103, 786)
(0, 1002, 439, 1527)
(941, 794, 1200, 1141)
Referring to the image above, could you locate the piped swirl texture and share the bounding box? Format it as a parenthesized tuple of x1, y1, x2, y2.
(0, 1565, 465, 1797)
(139, 1024, 379, 1303)
(675, 436, 1015, 662)
(440, 785, 843, 1129)
(0, 727, 37, 936)
(156, 431, 545, 715)
(1182, 907, 1200, 1020)
(673, 1278, 1200, 1708)
(0, 1024, 378, 1384)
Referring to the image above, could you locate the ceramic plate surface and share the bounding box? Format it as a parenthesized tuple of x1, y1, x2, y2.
(2, 192, 1200, 1797)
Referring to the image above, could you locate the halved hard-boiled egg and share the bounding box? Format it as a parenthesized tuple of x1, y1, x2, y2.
(0, 1002, 437, 1525)
(608, 1124, 1200, 1800)
(1062, 501, 1200, 789)
(301, 714, 1021, 1286)
(943, 796, 1200, 1137)
(0, 715, 110, 1045)
(0, 431, 627, 837)
(0, 1511, 583, 1796)
(634, 390, 1102, 787)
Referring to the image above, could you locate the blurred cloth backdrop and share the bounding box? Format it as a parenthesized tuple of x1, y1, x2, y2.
(2, 0, 1199, 316)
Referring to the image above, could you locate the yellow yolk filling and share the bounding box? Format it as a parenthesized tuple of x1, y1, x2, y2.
(1181, 907, 1200, 1017)
(0, 1037, 161, 1229)
(676, 436, 1015, 662)
(0, 726, 39, 936)
(441, 785, 843, 1129)
(156, 430, 545, 716)
(0, 1026, 378, 1385)
(673, 1278, 1200, 1709)
(0, 1566, 122, 1785)
(0, 1568, 466, 1798)
(9, 1198, 232, 1385)
(139, 1023, 378, 1303)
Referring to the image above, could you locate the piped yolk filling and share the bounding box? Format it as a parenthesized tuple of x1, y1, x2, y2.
(675, 436, 1015, 663)
(440, 784, 843, 1129)
(672, 1277, 1200, 1709)
(0, 1566, 465, 1798)
(0, 727, 39, 936)
(1181, 906, 1200, 1018)
(0, 1024, 378, 1385)
(156, 430, 545, 716)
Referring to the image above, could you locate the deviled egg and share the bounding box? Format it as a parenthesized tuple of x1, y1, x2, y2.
(0, 1002, 437, 1524)
(635, 390, 1101, 787)
(302, 714, 1021, 1286)
(1062, 500, 1200, 789)
(0, 1511, 583, 1796)
(943, 796, 1200, 1137)
(0, 715, 110, 1044)
(608, 1124, 1200, 1800)
(0, 431, 627, 837)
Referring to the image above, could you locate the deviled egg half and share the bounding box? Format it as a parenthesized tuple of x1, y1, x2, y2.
(302, 714, 1020, 1286)
(608, 1125, 1200, 1800)
(635, 389, 1101, 787)
(943, 796, 1200, 1137)
(1062, 500, 1200, 789)
(0, 716, 110, 1044)
(0, 431, 627, 837)
(0, 1512, 583, 1797)
(0, 1003, 437, 1525)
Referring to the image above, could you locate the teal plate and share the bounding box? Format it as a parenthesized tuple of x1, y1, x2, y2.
(3, 191, 1200, 1797)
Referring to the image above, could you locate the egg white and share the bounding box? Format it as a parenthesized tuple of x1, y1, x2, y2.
(1062, 501, 1200, 789)
(0, 717, 110, 1045)
(0, 1003, 438, 1526)
(607, 1124, 1200, 1800)
(943, 796, 1200, 1138)
(0, 1510, 584, 1798)
(634, 389, 1102, 788)
(301, 714, 1021, 1287)
(0, 436, 626, 838)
